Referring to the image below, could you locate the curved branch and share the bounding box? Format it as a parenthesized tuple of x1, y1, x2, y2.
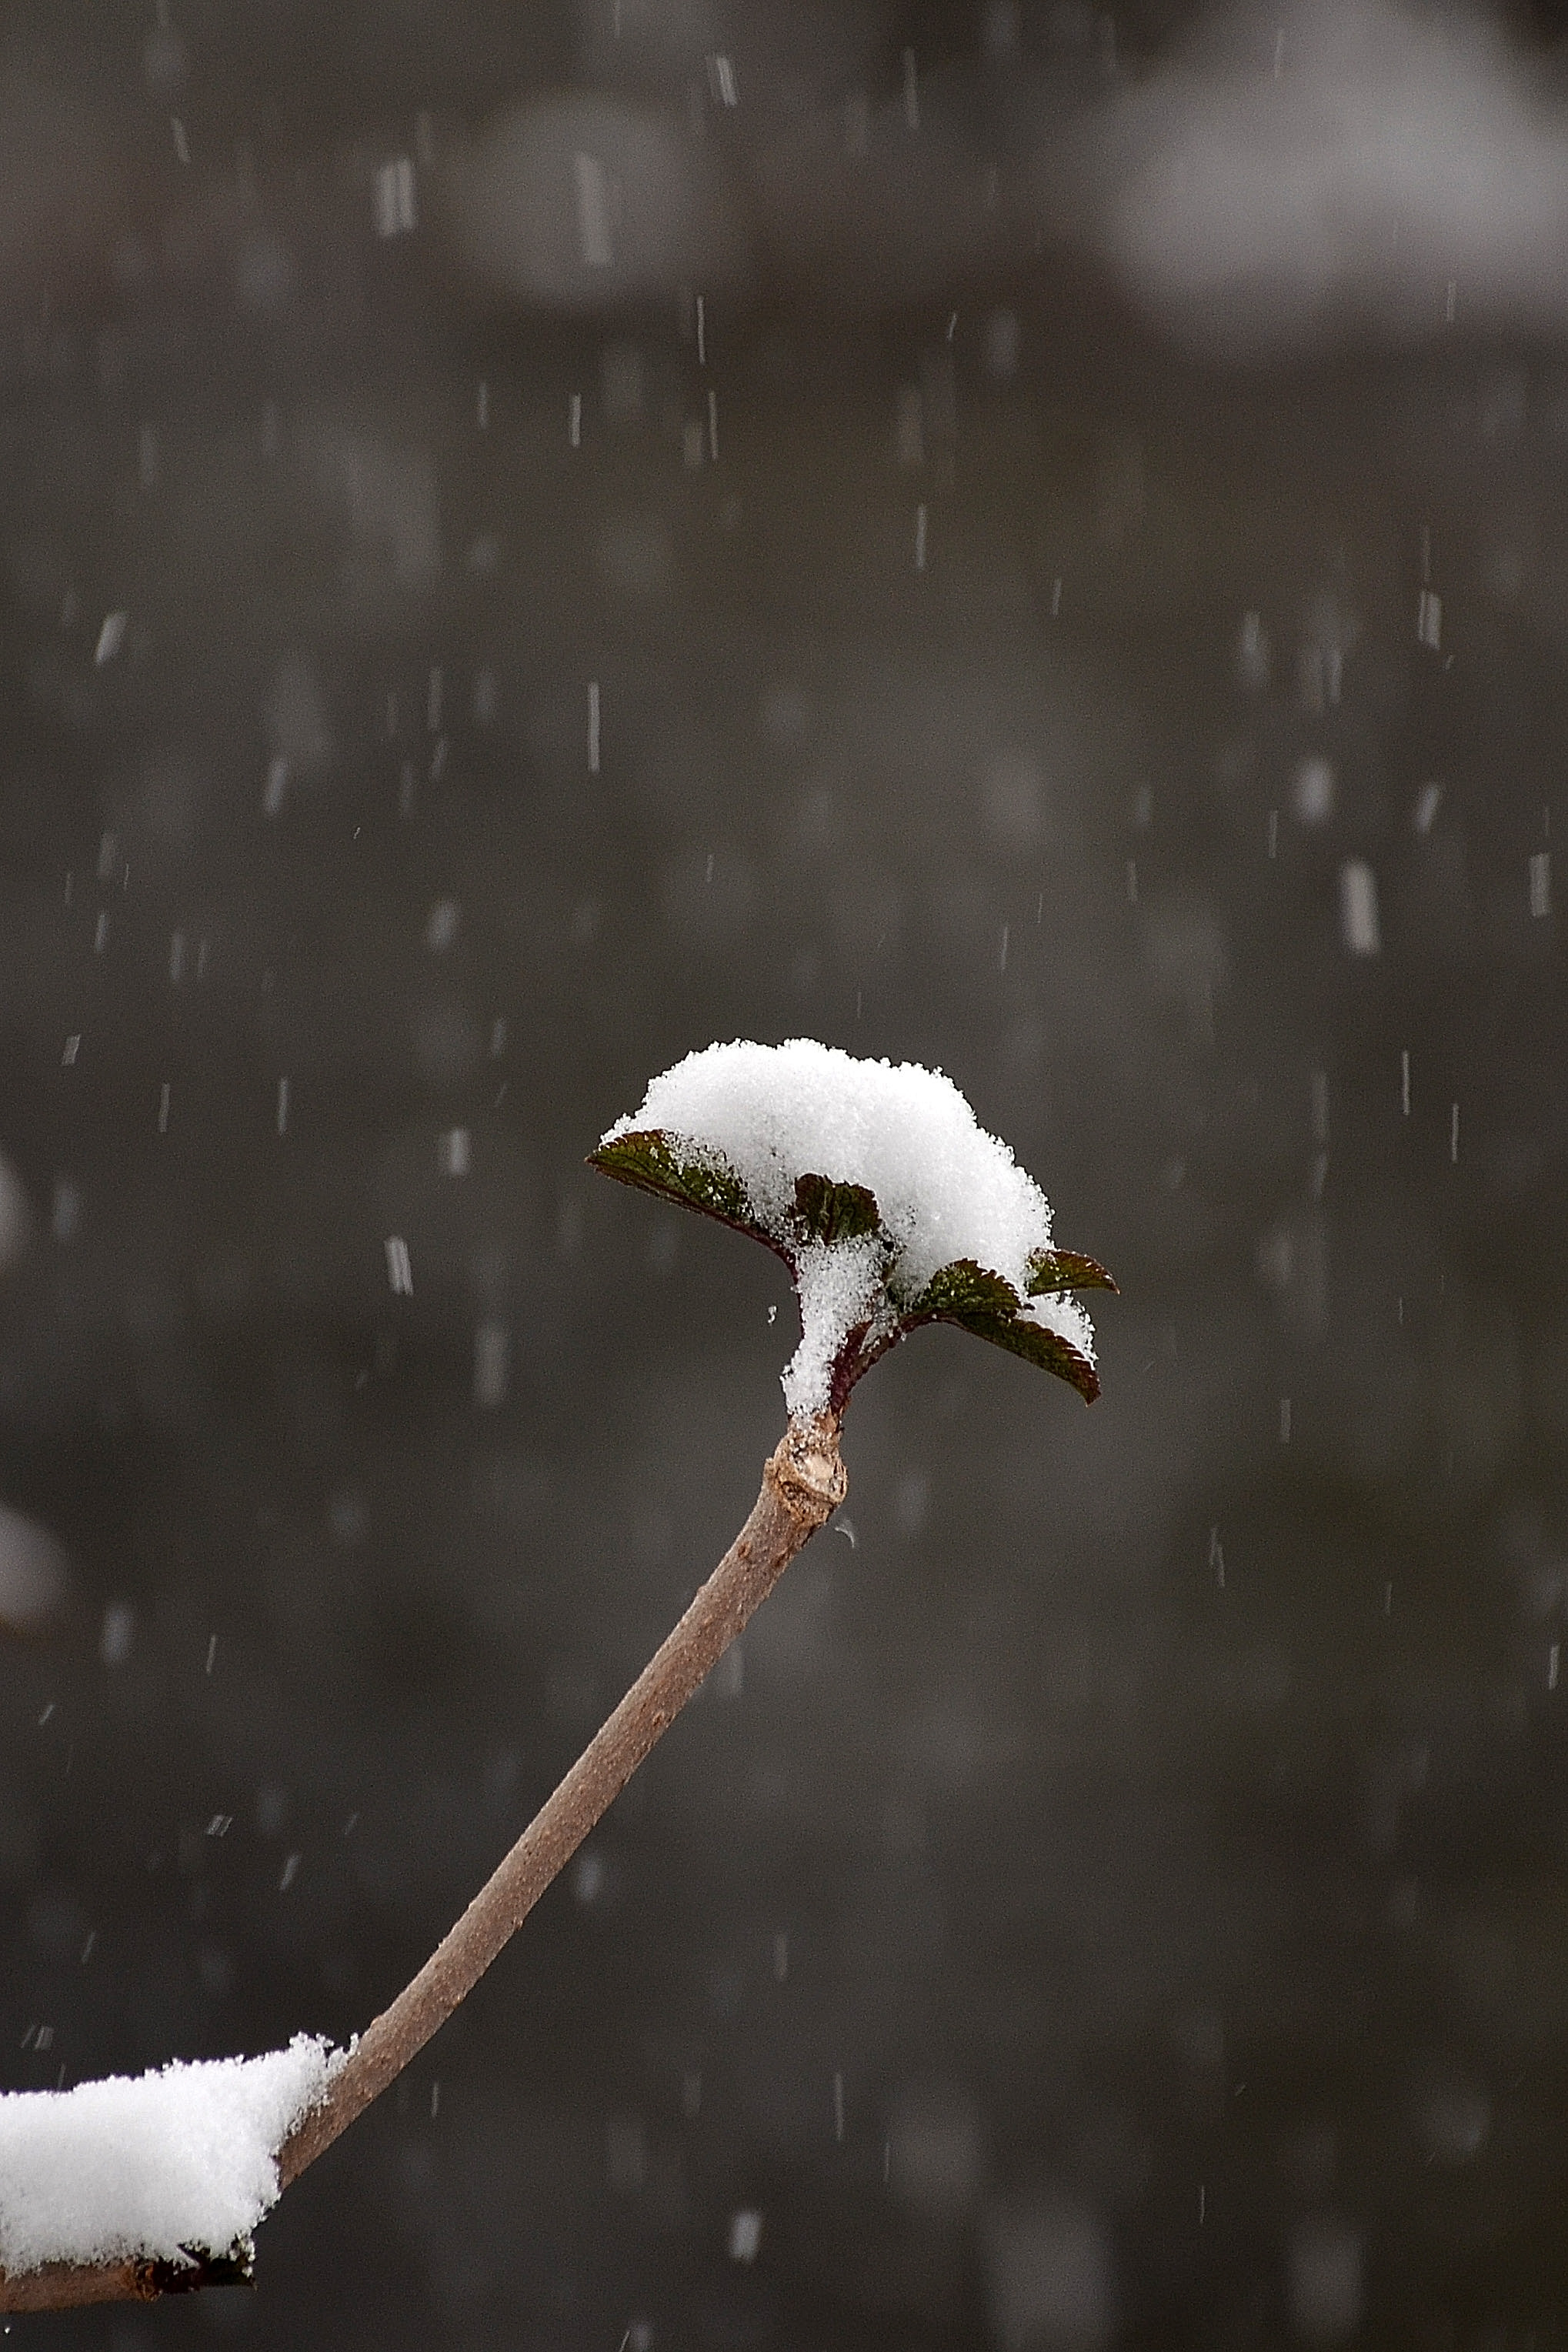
(279, 1413, 844, 2184)
(0, 1416, 847, 2313)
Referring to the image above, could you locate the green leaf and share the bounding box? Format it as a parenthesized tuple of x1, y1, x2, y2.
(908, 1258, 1101, 1404)
(588, 1129, 766, 1244)
(1025, 1246, 1119, 1296)
(591, 1138, 891, 1271)
(789, 1172, 882, 1249)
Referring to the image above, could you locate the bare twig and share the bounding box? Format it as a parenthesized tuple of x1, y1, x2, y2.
(0, 1415, 846, 2314)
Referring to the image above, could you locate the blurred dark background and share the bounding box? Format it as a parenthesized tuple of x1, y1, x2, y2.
(2, 1, 1567, 2344)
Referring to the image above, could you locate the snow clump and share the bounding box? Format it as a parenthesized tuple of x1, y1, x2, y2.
(601, 1039, 1096, 1416)
(0, 2035, 337, 2274)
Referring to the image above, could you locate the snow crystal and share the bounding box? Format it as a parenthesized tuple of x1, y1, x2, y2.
(602, 1039, 1095, 1416)
(788, 1230, 890, 1420)
(0, 2035, 336, 2274)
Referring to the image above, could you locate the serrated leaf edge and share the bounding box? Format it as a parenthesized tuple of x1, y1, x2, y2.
(587, 1130, 791, 1264)
(1025, 1247, 1119, 1296)
(903, 1256, 1101, 1404)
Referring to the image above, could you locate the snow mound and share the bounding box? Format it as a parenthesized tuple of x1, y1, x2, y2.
(600, 1039, 1096, 1416)
(0, 2035, 337, 2274)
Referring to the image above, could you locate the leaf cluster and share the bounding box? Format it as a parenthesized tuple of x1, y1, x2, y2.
(589, 1131, 1114, 1405)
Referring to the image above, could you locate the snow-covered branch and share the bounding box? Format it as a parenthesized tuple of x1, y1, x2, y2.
(0, 1043, 1109, 2312)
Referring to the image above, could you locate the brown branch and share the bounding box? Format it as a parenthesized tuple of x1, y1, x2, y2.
(0, 1415, 846, 2315)
(0, 2250, 252, 2313)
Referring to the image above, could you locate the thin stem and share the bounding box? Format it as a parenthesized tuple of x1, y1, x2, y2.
(282, 1413, 843, 2180)
(0, 1416, 846, 2314)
